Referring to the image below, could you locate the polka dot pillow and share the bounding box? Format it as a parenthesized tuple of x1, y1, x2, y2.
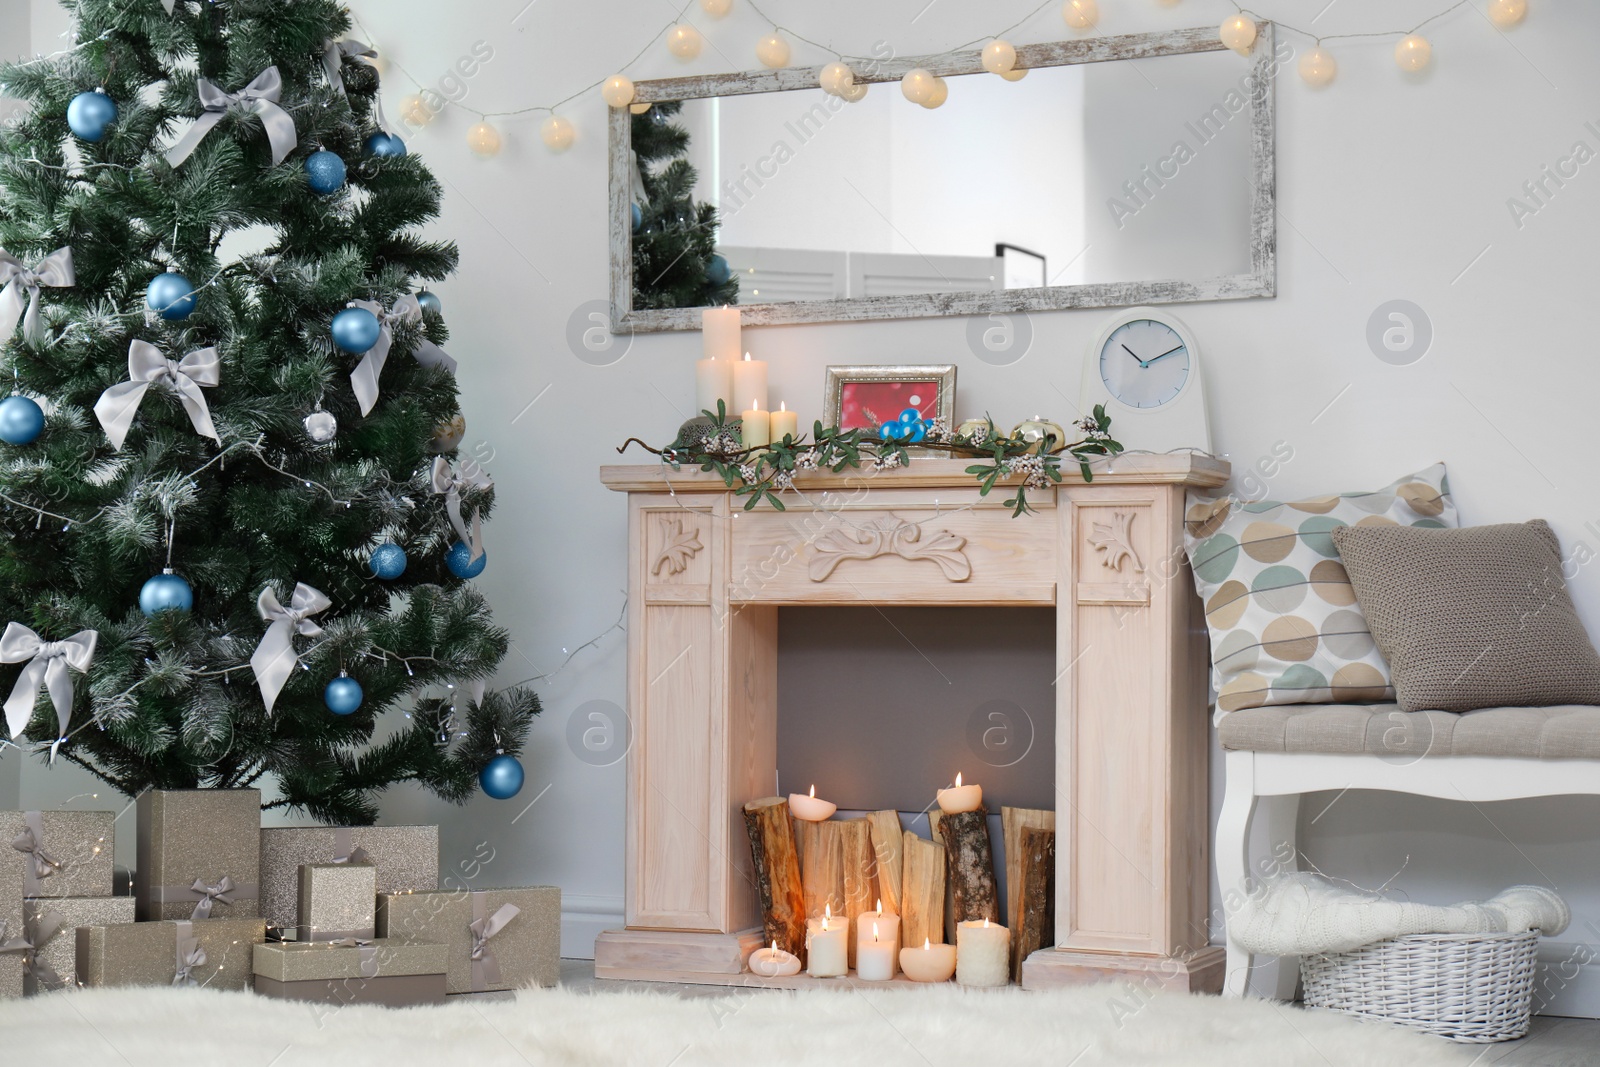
(1183, 463, 1456, 713)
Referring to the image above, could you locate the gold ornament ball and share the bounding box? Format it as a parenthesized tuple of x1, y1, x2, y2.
(541, 115, 575, 152)
(667, 24, 703, 60)
(1012, 418, 1066, 454)
(399, 93, 433, 127)
(630, 102, 652, 114)
(819, 62, 854, 96)
(982, 40, 1017, 75)
(602, 75, 635, 108)
(1394, 34, 1432, 72)
(999, 66, 1029, 82)
(1220, 15, 1257, 54)
(756, 33, 791, 68)
(429, 414, 467, 453)
(1488, 0, 1527, 27)
(839, 80, 868, 103)
(1062, 0, 1098, 30)
(699, 0, 733, 17)
(901, 68, 936, 104)
(467, 121, 502, 158)
(1298, 46, 1337, 87)
(919, 76, 949, 110)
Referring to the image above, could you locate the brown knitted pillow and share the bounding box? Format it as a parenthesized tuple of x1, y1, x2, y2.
(1331, 520, 1600, 712)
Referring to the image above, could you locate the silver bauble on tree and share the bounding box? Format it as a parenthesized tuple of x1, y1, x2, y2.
(303, 405, 338, 443)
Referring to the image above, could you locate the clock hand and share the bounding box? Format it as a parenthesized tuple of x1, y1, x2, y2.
(1144, 343, 1186, 364)
(1120, 343, 1149, 369)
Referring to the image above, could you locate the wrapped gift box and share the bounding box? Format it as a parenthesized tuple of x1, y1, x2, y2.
(260, 826, 438, 933)
(0, 938, 19, 999)
(4, 810, 116, 898)
(22, 896, 136, 994)
(253, 938, 447, 1006)
(298, 862, 376, 942)
(76, 916, 266, 989)
(376, 886, 559, 994)
(134, 789, 261, 922)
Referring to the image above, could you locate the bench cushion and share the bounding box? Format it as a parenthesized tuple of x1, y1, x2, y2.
(1218, 703, 1600, 759)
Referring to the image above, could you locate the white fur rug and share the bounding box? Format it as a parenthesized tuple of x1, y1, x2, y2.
(1, 983, 1478, 1066)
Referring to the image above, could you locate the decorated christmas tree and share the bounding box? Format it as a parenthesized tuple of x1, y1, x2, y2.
(631, 101, 738, 309)
(0, 0, 538, 823)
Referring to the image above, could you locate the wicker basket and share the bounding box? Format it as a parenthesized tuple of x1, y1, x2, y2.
(1300, 931, 1540, 1042)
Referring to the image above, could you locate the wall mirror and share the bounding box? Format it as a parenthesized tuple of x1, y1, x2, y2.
(609, 24, 1276, 332)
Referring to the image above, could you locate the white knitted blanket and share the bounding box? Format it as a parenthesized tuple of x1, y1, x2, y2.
(1230, 873, 1570, 955)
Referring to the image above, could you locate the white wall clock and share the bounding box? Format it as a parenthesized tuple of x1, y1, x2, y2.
(1079, 306, 1212, 455)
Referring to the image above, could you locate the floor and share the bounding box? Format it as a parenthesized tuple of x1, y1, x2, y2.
(544, 960, 1600, 1065)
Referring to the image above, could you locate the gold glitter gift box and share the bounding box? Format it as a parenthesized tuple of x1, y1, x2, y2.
(4, 810, 116, 898)
(21, 896, 136, 993)
(259, 825, 438, 934)
(75, 917, 267, 989)
(297, 862, 376, 942)
(1, 833, 23, 997)
(252, 938, 447, 1006)
(376, 886, 559, 994)
(134, 788, 262, 922)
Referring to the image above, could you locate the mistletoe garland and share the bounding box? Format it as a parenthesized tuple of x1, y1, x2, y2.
(618, 404, 1124, 517)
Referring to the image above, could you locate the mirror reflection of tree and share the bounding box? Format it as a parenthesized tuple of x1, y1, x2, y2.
(632, 102, 739, 309)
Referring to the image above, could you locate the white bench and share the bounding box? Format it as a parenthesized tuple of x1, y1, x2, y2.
(1215, 702, 1600, 998)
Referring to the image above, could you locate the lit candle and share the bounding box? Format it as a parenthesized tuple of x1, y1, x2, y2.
(741, 399, 770, 449)
(856, 901, 900, 981)
(769, 401, 798, 444)
(807, 905, 848, 977)
(788, 784, 837, 822)
(956, 917, 1010, 987)
(899, 937, 956, 983)
(936, 772, 983, 814)
(701, 305, 740, 363)
(731, 351, 767, 414)
(694, 356, 733, 418)
(748, 939, 802, 977)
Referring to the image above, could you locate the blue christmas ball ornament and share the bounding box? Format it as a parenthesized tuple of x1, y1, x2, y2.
(369, 542, 407, 579)
(67, 91, 117, 142)
(630, 203, 642, 232)
(139, 571, 194, 617)
(706, 253, 730, 286)
(479, 753, 524, 800)
(445, 541, 487, 579)
(416, 290, 442, 316)
(364, 132, 408, 158)
(146, 272, 197, 321)
(331, 306, 382, 354)
(0, 395, 45, 445)
(324, 674, 364, 716)
(305, 150, 347, 195)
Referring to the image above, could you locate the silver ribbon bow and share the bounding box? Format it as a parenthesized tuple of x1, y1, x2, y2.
(250, 583, 331, 714)
(1, 621, 98, 740)
(452, 678, 488, 717)
(165, 66, 298, 168)
(469, 901, 520, 992)
(14, 811, 63, 894)
(320, 39, 397, 136)
(94, 339, 221, 451)
(1, 915, 65, 990)
(330, 827, 372, 866)
(0, 246, 74, 347)
(346, 295, 457, 417)
(431, 456, 490, 563)
(187, 874, 236, 919)
(161, 0, 177, 13)
(173, 920, 207, 986)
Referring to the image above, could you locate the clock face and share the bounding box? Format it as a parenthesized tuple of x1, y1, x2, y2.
(1099, 318, 1191, 409)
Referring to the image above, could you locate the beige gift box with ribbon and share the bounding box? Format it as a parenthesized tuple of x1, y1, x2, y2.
(376, 886, 559, 994)
(134, 789, 261, 922)
(5, 810, 116, 899)
(252, 938, 447, 1006)
(259, 825, 439, 933)
(19, 896, 136, 994)
(75, 916, 266, 989)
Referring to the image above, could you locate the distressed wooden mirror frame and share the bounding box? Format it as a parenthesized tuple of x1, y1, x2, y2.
(608, 23, 1275, 333)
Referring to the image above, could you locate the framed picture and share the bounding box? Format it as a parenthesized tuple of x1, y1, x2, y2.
(824, 365, 956, 433)
(996, 243, 1047, 290)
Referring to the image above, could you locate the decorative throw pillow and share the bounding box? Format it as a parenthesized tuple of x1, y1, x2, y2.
(1183, 463, 1456, 713)
(1331, 520, 1600, 713)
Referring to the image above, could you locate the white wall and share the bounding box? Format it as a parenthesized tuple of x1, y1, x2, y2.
(10, 0, 1600, 999)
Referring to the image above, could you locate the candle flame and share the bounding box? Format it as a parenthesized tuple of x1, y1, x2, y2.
(780, 401, 787, 412)
(809, 784, 815, 798)
(752, 399, 761, 411)
(923, 937, 930, 950)
(743, 351, 751, 361)
(983, 917, 989, 929)
(955, 772, 963, 788)
(772, 940, 778, 952)
(876, 898, 883, 916)
(872, 921, 880, 942)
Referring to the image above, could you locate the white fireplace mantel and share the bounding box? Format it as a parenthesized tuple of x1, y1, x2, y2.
(595, 453, 1230, 990)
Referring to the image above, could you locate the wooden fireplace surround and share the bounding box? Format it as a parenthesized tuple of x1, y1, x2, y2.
(596, 454, 1229, 990)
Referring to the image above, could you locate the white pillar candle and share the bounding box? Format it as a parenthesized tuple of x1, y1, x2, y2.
(956, 918, 1010, 987)
(748, 940, 801, 977)
(741, 399, 770, 449)
(936, 772, 983, 814)
(731, 351, 767, 414)
(701, 305, 740, 363)
(856, 904, 900, 980)
(899, 937, 956, 982)
(807, 906, 848, 977)
(694, 357, 733, 418)
(788, 785, 837, 822)
(769, 401, 798, 443)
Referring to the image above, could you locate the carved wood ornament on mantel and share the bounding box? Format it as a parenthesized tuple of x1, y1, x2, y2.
(808, 518, 972, 582)
(1088, 511, 1145, 574)
(652, 516, 704, 576)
